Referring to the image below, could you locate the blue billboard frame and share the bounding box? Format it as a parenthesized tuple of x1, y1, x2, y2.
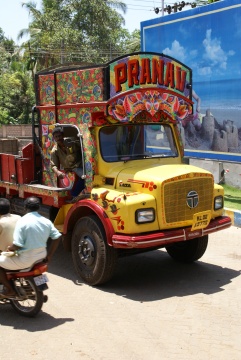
(141, 0, 241, 163)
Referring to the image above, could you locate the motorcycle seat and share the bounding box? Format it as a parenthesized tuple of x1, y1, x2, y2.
(6, 259, 45, 273)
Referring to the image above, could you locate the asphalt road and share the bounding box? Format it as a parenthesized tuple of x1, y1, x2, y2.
(1, 226, 241, 360)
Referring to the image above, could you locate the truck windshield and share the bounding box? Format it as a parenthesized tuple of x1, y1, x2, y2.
(99, 124, 178, 162)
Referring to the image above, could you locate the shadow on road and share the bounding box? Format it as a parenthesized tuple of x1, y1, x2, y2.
(48, 244, 241, 303)
(0, 308, 74, 331)
(1, 243, 239, 330)
(101, 249, 240, 302)
(47, 244, 77, 282)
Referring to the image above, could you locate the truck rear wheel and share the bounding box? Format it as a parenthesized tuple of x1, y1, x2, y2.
(165, 235, 208, 263)
(71, 215, 118, 285)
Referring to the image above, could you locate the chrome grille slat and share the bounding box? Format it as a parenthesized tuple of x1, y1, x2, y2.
(163, 177, 213, 223)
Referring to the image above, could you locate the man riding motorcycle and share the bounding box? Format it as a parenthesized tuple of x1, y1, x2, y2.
(0, 196, 62, 298)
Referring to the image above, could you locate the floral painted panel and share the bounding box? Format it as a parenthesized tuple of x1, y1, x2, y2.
(56, 67, 104, 104)
(107, 89, 192, 123)
(38, 74, 55, 105)
(40, 106, 105, 189)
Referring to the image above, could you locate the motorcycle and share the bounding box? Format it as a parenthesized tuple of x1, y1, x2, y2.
(0, 259, 49, 317)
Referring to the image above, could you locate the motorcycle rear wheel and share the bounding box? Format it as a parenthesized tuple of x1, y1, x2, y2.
(10, 277, 44, 317)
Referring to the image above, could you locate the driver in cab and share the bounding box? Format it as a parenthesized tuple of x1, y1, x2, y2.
(50, 127, 83, 180)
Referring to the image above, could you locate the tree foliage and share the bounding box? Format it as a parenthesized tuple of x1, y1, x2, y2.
(1, 0, 221, 126)
(19, 0, 135, 68)
(0, 30, 36, 124)
(0, 70, 35, 124)
(0, 0, 140, 124)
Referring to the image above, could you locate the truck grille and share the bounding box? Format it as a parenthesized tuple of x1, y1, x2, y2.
(163, 176, 213, 223)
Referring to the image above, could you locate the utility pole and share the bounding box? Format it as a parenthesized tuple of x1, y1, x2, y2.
(162, 0, 164, 16)
(61, 39, 65, 64)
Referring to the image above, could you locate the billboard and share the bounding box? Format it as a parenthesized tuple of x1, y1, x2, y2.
(141, 0, 241, 162)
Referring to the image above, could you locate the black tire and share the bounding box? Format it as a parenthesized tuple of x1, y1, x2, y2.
(72, 215, 118, 285)
(10, 277, 44, 317)
(165, 235, 208, 263)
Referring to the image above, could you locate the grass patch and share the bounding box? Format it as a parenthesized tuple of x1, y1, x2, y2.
(222, 183, 241, 211)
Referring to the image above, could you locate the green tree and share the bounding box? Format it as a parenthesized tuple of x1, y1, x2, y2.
(0, 46, 10, 74)
(0, 29, 4, 43)
(19, 0, 133, 68)
(125, 29, 140, 53)
(0, 71, 35, 124)
(0, 0, 141, 126)
(0, 29, 35, 125)
(0, 27, 25, 73)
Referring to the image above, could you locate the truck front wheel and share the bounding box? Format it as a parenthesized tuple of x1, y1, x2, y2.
(165, 235, 208, 263)
(71, 215, 118, 285)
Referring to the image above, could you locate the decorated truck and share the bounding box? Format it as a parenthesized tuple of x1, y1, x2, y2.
(0, 52, 231, 285)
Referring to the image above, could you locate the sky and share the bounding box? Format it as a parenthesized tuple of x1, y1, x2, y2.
(142, 0, 240, 82)
(0, 0, 164, 43)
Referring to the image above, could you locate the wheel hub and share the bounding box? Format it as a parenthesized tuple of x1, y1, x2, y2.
(78, 236, 95, 266)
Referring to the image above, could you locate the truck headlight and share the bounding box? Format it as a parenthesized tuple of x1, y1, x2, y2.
(214, 195, 223, 210)
(135, 208, 155, 224)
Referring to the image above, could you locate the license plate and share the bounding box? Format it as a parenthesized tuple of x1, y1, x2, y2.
(34, 274, 49, 286)
(191, 211, 211, 231)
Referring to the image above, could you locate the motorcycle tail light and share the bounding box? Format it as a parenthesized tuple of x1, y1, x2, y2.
(33, 264, 48, 275)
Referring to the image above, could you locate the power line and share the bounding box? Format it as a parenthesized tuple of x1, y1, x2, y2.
(124, 0, 187, 3)
(122, 0, 198, 13)
(124, 0, 159, 3)
(2, 46, 126, 58)
(124, 0, 158, 2)
(117, 1, 198, 14)
(125, 7, 155, 11)
(153, 1, 196, 14)
(124, 3, 155, 8)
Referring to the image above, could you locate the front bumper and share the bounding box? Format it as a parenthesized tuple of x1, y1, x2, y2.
(112, 216, 232, 249)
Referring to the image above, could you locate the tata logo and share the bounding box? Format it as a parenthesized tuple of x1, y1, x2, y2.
(120, 183, 131, 188)
(186, 190, 199, 208)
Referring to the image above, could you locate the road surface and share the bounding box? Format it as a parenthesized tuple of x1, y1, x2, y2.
(1, 226, 241, 360)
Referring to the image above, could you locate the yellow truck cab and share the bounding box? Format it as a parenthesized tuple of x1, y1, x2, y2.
(0, 52, 231, 285)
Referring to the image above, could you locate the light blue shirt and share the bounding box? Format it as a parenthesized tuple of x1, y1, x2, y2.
(13, 211, 61, 252)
